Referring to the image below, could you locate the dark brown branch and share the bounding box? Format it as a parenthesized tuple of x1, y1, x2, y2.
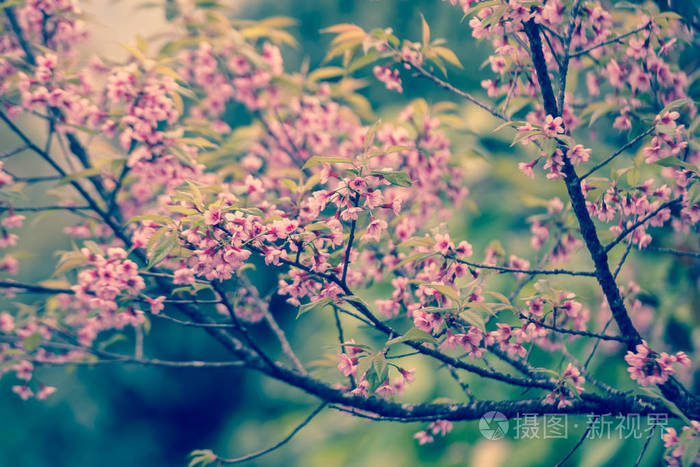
(0, 280, 73, 294)
(556, 0, 583, 114)
(341, 195, 359, 284)
(522, 18, 700, 418)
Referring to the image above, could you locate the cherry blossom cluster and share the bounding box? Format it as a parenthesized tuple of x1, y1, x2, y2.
(68, 247, 146, 345)
(624, 340, 690, 386)
(543, 363, 586, 409)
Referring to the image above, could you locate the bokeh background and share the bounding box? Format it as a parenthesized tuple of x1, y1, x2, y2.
(1, 0, 698, 466)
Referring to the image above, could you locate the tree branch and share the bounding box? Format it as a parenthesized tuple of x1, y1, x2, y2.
(522, 17, 700, 418)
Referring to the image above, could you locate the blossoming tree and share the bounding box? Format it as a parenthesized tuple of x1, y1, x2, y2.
(0, 0, 698, 464)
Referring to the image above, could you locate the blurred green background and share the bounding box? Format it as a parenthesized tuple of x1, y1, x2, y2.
(1, 0, 698, 466)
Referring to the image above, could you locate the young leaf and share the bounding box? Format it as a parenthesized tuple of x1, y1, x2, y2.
(373, 170, 412, 187)
(297, 297, 332, 318)
(302, 156, 354, 169)
(420, 13, 430, 46)
(373, 352, 388, 383)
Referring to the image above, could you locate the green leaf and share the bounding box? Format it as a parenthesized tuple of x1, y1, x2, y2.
(296, 297, 332, 318)
(127, 214, 172, 225)
(372, 170, 412, 187)
(427, 283, 459, 301)
(419, 306, 457, 314)
(420, 13, 430, 46)
(364, 120, 382, 151)
(304, 222, 330, 232)
(23, 333, 41, 352)
(308, 66, 346, 82)
(399, 236, 435, 248)
(186, 180, 205, 211)
(280, 178, 299, 193)
(654, 157, 697, 171)
(681, 435, 700, 467)
(165, 204, 197, 216)
(59, 167, 102, 186)
(485, 291, 511, 305)
(83, 240, 104, 257)
(687, 182, 700, 206)
(343, 295, 370, 311)
(302, 156, 354, 169)
(460, 308, 486, 330)
(467, 0, 499, 15)
(365, 366, 381, 392)
(149, 232, 177, 267)
(395, 252, 433, 268)
(346, 50, 380, 74)
(433, 46, 463, 68)
(365, 145, 413, 158)
(98, 333, 127, 351)
(660, 98, 691, 115)
(372, 352, 388, 383)
(387, 327, 437, 346)
(53, 251, 88, 277)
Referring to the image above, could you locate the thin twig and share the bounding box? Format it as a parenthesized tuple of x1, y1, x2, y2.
(453, 257, 595, 276)
(553, 415, 597, 467)
(584, 317, 615, 370)
(334, 306, 356, 387)
(644, 247, 700, 259)
(605, 198, 681, 253)
(448, 366, 475, 402)
(578, 127, 655, 180)
(216, 402, 327, 464)
(149, 313, 237, 328)
(520, 313, 628, 341)
(569, 24, 651, 58)
(633, 422, 657, 467)
(403, 60, 506, 121)
(0, 205, 92, 212)
(0, 146, 27, 159)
